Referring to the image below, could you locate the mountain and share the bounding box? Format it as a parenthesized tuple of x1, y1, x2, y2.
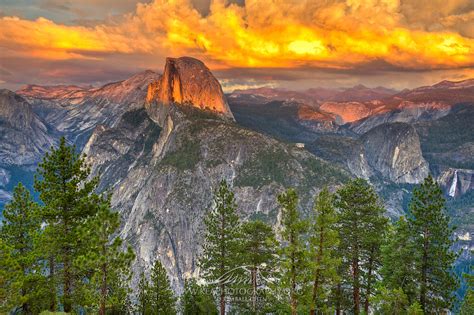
(84, 59, 348, 290)
(0, 89, 57, 206)
(17, 70, 161, 147)
(2, 56, 472, 293)
(230, 84, 398, 105)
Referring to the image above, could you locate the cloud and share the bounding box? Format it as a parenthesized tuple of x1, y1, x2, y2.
(0, 0, 473, 89)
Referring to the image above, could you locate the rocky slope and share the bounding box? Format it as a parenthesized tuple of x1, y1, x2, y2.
(17, 70, 160, 147)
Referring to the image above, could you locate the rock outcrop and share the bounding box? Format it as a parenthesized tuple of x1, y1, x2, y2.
(0, 89, 56, 166)
(145, 57, 234, 125)
(361, 122, 429, 183)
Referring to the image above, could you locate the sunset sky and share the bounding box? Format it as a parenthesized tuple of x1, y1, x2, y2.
(1, 0, 474, 91)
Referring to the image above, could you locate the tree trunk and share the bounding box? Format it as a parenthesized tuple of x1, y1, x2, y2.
(335, 282, 342, 315)
(310, 226, 325, 315)
(290, 231, 297, 315)
(364, 247, 375, 314)
(420, 231, 429, 312)
(352, 256, 360, 315)
(49, 256, 56, 311)
(220, 283, 225, 315)
(63, 242, 72, 312)
(252, 267, 257, 313)
(100, 261, 107, 315)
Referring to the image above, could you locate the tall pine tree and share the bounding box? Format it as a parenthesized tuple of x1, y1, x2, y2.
(335, 178, 387, 315)
(148, 259, 177, 314)
(277, 188, 308, 315)
(199, 180, 241, 315)
(137, 271, 151, 315)
(238, 220, 277, 313)
(0, 239, 20, 313)
(308, 187, 340, 315)
(0, 183, 48, 313)
(380, 216, 418, 304)
(408, 175, 458, 312)
(75, 195, 135, 314)
(34, 137, 101, 312)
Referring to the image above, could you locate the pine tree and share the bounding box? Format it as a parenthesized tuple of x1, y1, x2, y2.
(75, 195, 135, 314)
(308, 187, 340, 315)
(181, 278, 218, 315)
(277, 188, 308, 315)
(0, 239, 20, 313)
(0, 183, 49, 313)
(380, 216, 418, 304)
(408, 175, 458, 312)
(149, 260, 177, 314)
(34, 137, 101, 312)
(335, 178, 387, 315)
(137, 271, 151, 315)
(238, 220, 277, 313)
(372, 287, 423, 315)
(199, 180, 241, 315)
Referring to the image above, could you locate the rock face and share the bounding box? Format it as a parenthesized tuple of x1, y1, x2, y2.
(439, 168, 474, 198)
(361, 123, 429, 183)
(145, 57, 234, 125)
(84, 105, 347, 291)
(0, 89, 56, 166)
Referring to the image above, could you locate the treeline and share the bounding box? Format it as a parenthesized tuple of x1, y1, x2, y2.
(188, 179, 463, 315)
(0, 139, 471, 314)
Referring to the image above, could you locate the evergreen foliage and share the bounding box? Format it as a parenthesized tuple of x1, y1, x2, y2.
(199, 180, 241, 315)
(277, 188, 308, 315)
(181, 278, 218, 315)
(334, 178, 388, 315)
(0, 183, 49, 313)
(237, 220, 278, 314)
(408, 175, 459, 312)
(308, 187, 340, 315)
(148, 260, 177, 314)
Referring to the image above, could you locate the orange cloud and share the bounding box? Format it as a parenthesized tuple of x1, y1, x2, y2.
(0, 0, 473, 73)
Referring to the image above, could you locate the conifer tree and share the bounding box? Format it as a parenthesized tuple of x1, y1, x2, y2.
(308, 187, 340, 315)
(75, 195, 135, 314)
(137, 271, 151, 315)
(238, 220, 277, 313)
(0, 239, 20, 313)
(460, 272, 474, 315)
(380, 216, 418, 303)
(0, 183, 48, 313)
(335, 178, 387, 315)
(34, 137, 100, 312)
(408, 175, 458, 312)
(148, 259, 177, 314)
(181, 278, 218, 315)
(372, 287, 423, 315)
(277, 188, 308, 315)
(199, 180, 241, 315)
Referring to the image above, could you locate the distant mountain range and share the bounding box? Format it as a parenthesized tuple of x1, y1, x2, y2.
(0, 57, 472, 291)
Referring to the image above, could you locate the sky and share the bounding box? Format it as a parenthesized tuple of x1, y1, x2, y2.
(1, 0, 474, 92)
